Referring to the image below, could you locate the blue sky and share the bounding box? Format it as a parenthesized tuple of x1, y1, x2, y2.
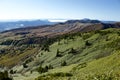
(0, 0, 120, 21)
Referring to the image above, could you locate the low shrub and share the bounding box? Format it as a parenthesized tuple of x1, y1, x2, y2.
(0, 71, 12, 80)
(61, 61, 67, 66)
(35, 72, 73, 80)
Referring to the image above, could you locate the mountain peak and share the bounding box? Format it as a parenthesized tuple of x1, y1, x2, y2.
(65, 19, 101, 24)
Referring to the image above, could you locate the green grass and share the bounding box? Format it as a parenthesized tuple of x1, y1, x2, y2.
(1, 28, 120, 80)
(34, 28, 120, 80)
(69, 50, 120, 80)
(35, 50, 120, 80)
(0, 47, 39, 67)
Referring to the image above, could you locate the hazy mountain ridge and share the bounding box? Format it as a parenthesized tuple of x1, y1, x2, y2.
(0, 19, 118, 32)
(0, 20, 55, 32)
(1, 19, 119, 38)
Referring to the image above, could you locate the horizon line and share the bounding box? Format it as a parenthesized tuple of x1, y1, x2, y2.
(0, 18, 119, 22)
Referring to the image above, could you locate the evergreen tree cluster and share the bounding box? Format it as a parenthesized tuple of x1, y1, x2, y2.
(0, 71, 12, 80)
(37, 65, 53, 73)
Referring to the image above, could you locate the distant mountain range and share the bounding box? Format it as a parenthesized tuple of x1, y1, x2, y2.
(0, 19, 117, 32)
(66, 18, 116, 24)
(0, 20, 55, 32)
(2, 19, 120, 38)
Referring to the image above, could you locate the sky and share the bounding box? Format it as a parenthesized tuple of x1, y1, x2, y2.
(0, 0, 120, 21)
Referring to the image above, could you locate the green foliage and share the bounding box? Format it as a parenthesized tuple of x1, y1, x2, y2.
(93, 74, 113, 80)
(9, 70, 16, 74)
(24, 57, 33, 64)
(88, 73, 120, 80)
(70, 50, 120, 80)
(77, 62, 87, 69)
(23, 63, 28, 68)
(1, 28, 120, 80)
(61, 61, 67, 66)
(34, 28, 120, 80)
(50, 72, 73, 77)
(56, 49, 62, 57)
(68, 48, 77, 54)
(37, 65, 53, 74)
(37, 65, 47, 73)
(82, 33, 93, 40)
(85, 40, 91, 46)
(48, 64, 53, 69)
(0, 40, 13, 45)
(41, 44, 50, 52)
(0, 49, 5, 54)
(35, 72, 72, 80)
(0, 71, 12, 80)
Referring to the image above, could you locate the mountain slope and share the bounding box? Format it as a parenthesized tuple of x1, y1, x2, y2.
(0, 20, 120, 80)
(34, 28, 120, 80)
(35, 50, 120, 80)
(0, 28, 118, 80)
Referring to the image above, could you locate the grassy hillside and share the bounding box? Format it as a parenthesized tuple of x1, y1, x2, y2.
(0, 28, 120, 80)
(72, 50, 120, 80)
(35, 50, 120, 80)
(33, 28, 120, 80)
(34, 28, 120, 67)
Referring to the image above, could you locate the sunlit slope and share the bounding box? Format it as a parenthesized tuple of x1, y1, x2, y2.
(34, 28, 120, 80)
(35, 51, 120, 80)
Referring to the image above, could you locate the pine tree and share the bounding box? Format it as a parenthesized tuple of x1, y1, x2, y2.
(56, 49, 61, 57)
(61, 61, 67, 66)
